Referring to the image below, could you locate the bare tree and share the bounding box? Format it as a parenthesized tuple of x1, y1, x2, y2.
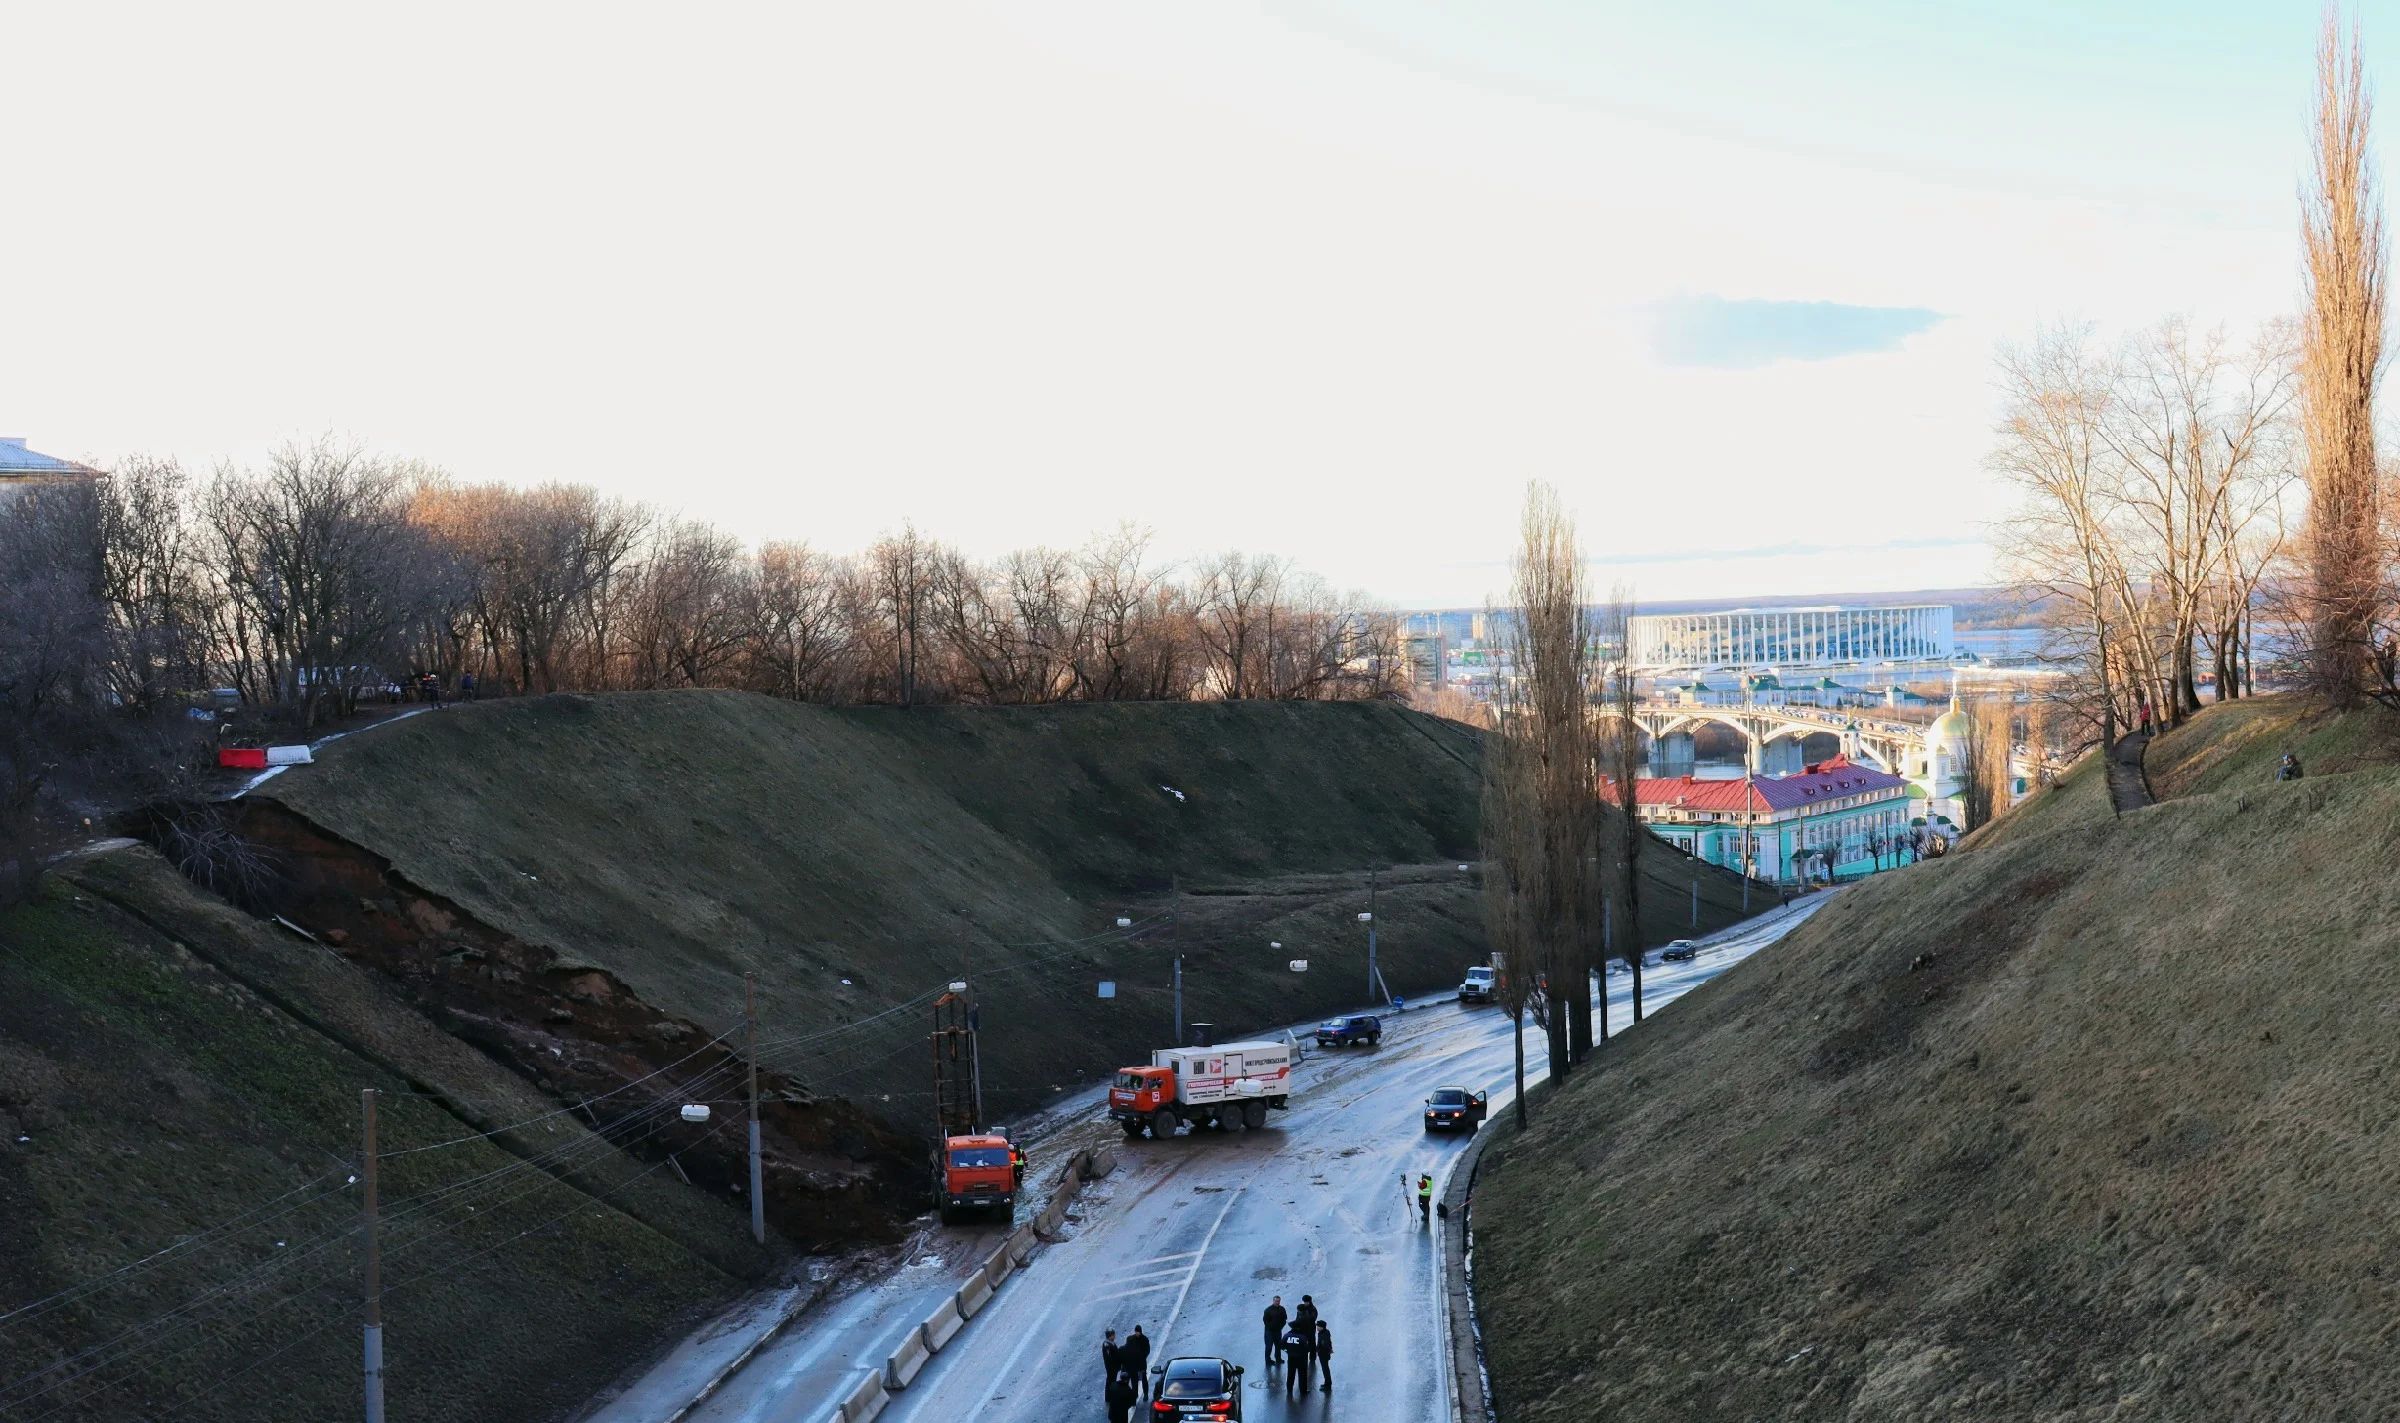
(0, 484, 107, 904)
(1956, 696, 2016, 832)
(2300, 11, 2388, 707)
(1503, 483, 1602, 1075)
(744, 541, 862, 701)
(1478, 648, 1544, 1130)
(1601, 583, 1644, 1027)
(200, 439, 449, 727)
(866, 524, 939, 706)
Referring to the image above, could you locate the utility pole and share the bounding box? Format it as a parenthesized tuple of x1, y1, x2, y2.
(745, 973, 764, 1246)
(1366, 868, 1381, 1004)
(361, 1088, 384, 1423)
(1690, 876, 1699, 929)
(1172, 954, 1184, 1047)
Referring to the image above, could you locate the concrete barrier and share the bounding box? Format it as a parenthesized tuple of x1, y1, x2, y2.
(839, 1368, 887, 1422)
(957, 1271, 995, 1319)
(1085, 1146, 1117, 1180)
(1035, 1199, 1065, 1235)
(883, 1326, 932, 1391)
(982, 1242, 1014, 1289)
(922, 1297, 966, 1352)
(1005, 1226, 1038, 1265)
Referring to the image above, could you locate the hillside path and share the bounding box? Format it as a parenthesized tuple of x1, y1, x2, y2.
(2108, 731, 2155, 813)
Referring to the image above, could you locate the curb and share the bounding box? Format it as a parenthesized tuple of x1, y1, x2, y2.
(655, 1275, 836, 1423)
(1439, 1080, 1554, 1423)
(820, 1146, 1112, 1422)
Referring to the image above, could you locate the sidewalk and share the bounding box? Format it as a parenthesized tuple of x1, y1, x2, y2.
(2107, 731, 2155, 813)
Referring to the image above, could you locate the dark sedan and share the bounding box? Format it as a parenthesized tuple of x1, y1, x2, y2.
(1423, 1086, 1488, 1132)
(1314, 1014, 1382, 1049)
(1148, 1356, 1244, 1418)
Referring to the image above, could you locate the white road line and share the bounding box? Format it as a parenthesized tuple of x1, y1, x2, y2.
(1148, 1185, 1241, 1362)
(1085, 1279, 1185, 1303)
(1097, 1264, 1196, 1287)
(1140, 1250, 1202, 1264)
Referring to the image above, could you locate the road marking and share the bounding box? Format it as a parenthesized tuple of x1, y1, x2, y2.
(1097, 1265, 1194, 1286)
(1140, 1250, 1202, 1264)
(1148, 1184, 1241, 1362)
(1085, 1279, 1184, 1302)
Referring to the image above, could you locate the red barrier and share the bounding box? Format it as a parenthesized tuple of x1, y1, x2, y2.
(218, 747, 269, 770)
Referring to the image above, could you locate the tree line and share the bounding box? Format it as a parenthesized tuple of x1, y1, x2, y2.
(0, 439, 1404, 902)
(1993, 16, 2400, 739)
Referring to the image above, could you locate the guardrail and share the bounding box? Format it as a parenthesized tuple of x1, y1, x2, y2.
(823, 1145, 1118, 1423)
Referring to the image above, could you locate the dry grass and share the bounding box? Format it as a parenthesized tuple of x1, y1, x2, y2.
(254, 692, 1761, 1127)
(1474, 720, 2400, 1421)
(0, 851, 750, 1423)
(2146, 692, 2400, 799)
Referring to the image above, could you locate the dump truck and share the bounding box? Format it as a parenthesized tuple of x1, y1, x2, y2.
(1108, 1040, 1294, 1138)
(937, 1132, 1020, 1224)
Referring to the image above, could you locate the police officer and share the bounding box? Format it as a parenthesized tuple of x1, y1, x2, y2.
(1283, 1320, 1314, 1393)
(1261, 1295, 1287, 1365)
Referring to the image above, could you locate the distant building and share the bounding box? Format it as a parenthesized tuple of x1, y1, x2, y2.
(0, 437, 99, 507)
(1399, 632, 1447, 691)
(1629, 604, 1955, 671)
(1610, 756, 1915, 883)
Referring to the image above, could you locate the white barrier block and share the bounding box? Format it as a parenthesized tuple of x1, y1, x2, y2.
(922, 1298, 965, 1352)
(957, 1271, 994, 1319)
(1085, 1147, 1117, 1180)
(884, 1327, 932, 1390)
(983, 1244, 1014, 1289)
(841, 1369, 887, 1422)
(264, 745, 314, 766)
(1005, 1227, 1038, 1264)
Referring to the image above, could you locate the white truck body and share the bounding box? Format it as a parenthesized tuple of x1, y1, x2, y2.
(1150, 1041, 1293, 1107)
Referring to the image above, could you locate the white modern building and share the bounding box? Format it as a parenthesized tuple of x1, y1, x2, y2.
(1628, 604, 1954, 672)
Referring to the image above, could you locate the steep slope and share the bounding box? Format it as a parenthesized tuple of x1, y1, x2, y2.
(1473, 703, 2400, 1422)
(0, 849, 761, 1423)
(245, 693, 1763, 1131)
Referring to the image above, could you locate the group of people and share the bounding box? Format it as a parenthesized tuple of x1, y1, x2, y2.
(1261, 1294, 1334, 1394)
(1100, 1325, 1151, 1422)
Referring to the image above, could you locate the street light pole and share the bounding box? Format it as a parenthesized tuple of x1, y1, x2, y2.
(361, 1089, 385, 1423)
(745, 973, 764, 1246)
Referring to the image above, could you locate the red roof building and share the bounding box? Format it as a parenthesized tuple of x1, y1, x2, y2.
(1605, 756, 1918, 884)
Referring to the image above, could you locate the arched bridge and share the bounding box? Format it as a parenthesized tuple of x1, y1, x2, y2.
(1599, 701, 1931, 775)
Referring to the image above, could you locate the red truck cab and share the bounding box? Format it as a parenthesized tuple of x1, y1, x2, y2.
(938, 1133, 1018, 1224)
(1109, 1067, 1174, 1118)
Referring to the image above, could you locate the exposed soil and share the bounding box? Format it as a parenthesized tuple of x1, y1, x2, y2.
(217, 799, 924, 1249)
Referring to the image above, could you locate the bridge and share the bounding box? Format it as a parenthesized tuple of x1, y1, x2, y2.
(1601, 700, 1933, 776)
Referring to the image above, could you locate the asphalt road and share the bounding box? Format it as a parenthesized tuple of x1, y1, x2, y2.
(662, 898, 1826, 1423)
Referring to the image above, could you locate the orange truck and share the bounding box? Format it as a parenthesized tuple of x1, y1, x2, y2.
(1108, 1041, 1294, 1139)
(937, 1132, 1021, 1224)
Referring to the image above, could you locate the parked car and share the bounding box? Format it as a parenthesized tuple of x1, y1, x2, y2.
(1314, 1014, 1382, 1049)
(1150, 1356, 1245, 1419)
(1424, 1086, 1488, 1132)
(1661, 940, 1699, 962)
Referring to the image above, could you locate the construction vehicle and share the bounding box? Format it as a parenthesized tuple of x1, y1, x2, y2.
(1108, 1040, 1293, 1138)
(1458, 952, 1507, 1004)
(931, 988, 1018, 1224)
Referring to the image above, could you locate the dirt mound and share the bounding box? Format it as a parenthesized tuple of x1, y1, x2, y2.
(1473, 702, 2400, 1422)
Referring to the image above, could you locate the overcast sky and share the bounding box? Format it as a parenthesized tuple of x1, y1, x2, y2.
(0, 2, 2357, 606)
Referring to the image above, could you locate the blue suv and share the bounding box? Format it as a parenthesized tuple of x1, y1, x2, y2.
(1315, 1014, 1383, 1049)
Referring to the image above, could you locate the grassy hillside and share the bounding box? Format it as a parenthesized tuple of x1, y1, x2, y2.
(1473, 707, 2400, 1421)
(2147, 691, 2400, 799)
(0, 850, 758, 1423)
(252, 693, 1763, 1129)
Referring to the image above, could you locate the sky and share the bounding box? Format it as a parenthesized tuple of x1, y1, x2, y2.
(0, 1, 2366, 606)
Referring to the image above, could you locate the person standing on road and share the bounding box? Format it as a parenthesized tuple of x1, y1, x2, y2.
(1101, 1329, 1121, 1390)
(1106, 1370, 1137, 1423)
(1122, 1325, 1151, 1399)
(1294, 1294, 1317, 1337)
(1262, 1295, 1287, 1366)
(1417, 1172, 1434, 1226)
(1283, 1320, 1315, 1393)
(1315, 1319, 1334, 1391)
